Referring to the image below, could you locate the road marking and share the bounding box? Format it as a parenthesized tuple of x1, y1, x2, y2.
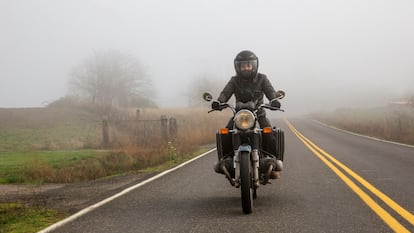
(285, 119, 413, 233)
(37, 148, 217, 233)
(288, 120, 414, 225)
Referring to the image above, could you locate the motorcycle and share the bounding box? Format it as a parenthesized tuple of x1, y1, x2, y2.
(203, 90, 285, 214)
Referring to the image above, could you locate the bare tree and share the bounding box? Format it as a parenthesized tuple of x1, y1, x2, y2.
(69, 50, 155, 108)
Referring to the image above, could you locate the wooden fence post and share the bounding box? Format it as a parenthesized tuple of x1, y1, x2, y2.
(136, 109, 141, 120)
(169, 117, 177, 141)
(102, 116, 109, 148)
(161, 115, 169, 142)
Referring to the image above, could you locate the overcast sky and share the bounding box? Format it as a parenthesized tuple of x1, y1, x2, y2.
(1, 0, 413, 115)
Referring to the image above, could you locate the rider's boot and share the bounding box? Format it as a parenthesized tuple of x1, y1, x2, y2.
(270, 171, 281, 179)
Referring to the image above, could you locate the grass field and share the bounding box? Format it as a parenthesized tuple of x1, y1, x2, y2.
(311, 105, 414, 145)
(0, 106, 229, 184)
(0, 150, 108, 184)
(0, 108, 101, 152)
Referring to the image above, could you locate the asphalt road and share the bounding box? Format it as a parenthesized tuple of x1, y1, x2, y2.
(44, 118, 414, 233)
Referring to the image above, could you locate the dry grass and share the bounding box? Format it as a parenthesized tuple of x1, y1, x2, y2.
(108, 107, 231, 149)
(21, 152, 151, 183)
(311, 105, 414, 145)
(0, 106, 231, 183)
(104, 107, 231, 173)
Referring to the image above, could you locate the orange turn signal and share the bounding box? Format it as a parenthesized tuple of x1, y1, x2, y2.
(262, 127, 272, 134)
(220, 128, 229, 135)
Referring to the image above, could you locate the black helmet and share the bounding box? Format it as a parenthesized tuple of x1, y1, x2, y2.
(234, 50, 258, 80)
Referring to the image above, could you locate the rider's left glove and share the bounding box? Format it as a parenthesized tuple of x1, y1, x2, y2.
(270, 99, 281, 108)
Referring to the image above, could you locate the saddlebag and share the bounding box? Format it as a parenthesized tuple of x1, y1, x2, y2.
(262, 127, 285, 161)
(216, 132, 233, 160)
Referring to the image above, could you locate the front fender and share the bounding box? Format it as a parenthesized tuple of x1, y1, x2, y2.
(238, 145, 252, 153)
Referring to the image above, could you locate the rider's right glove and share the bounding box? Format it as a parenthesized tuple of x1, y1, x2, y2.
(270, 99, 281, 108)
(211, 100, 222, 110)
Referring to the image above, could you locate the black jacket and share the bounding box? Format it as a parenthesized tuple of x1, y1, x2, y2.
(217, 73, 277, 117)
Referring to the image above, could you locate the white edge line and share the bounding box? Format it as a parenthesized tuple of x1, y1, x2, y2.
(312, 119, 414, 148)
(37, 148, 217, 233)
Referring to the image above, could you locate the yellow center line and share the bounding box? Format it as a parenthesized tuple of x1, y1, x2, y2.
(285, 119, 414, 226)
(285, 119, 411, 233)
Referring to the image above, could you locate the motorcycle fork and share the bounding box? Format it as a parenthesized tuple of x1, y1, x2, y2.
(232, 134, 260, 188)
(233, 135, 241, 188)
(252, 148, 260, 188)
(251, 134, 260, 188)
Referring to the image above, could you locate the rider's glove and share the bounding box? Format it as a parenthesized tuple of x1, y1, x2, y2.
(270, 99, 281, 108)
(211, 100, 222, 110)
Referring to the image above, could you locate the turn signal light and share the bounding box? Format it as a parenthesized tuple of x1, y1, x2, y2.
(220, 128, 229, 135)
(263, 127, 272, 134)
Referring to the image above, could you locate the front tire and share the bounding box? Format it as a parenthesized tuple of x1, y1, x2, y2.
(240, 151, 253, 214)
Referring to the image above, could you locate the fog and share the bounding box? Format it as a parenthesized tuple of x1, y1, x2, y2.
(1, 0, 414, 115)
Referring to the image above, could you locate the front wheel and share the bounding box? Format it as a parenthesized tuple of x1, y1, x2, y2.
(240, 151, 253, 214)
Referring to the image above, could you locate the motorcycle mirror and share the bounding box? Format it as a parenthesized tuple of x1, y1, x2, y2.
(276, 90, 285, 99)
(203, 92, 213, 102)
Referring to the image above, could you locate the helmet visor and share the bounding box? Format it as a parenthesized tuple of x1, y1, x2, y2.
(235, 60, 258, 71)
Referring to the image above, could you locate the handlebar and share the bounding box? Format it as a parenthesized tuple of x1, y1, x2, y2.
(208, 102, 284, 113)
(208, 103, 233, 113)
(259, 104, 285, 112)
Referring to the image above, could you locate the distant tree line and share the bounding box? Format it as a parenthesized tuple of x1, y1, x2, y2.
(59, 50, 156, 109)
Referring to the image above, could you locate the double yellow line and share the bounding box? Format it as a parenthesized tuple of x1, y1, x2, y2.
(285, 119, 414, 233)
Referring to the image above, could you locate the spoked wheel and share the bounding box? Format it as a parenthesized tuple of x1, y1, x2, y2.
(240, 151, 253, 214)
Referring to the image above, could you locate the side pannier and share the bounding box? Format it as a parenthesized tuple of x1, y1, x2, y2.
(262, 127, 285, 161)
(216, 132, 233, 160)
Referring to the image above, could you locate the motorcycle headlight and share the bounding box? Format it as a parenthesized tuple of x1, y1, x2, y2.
(234, 110, 255, 130)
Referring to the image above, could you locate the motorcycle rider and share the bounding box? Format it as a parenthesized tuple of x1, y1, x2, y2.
(212, 50, 283, 179)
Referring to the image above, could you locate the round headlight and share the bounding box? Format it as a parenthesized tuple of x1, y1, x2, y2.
(234, 110, 255, 130)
